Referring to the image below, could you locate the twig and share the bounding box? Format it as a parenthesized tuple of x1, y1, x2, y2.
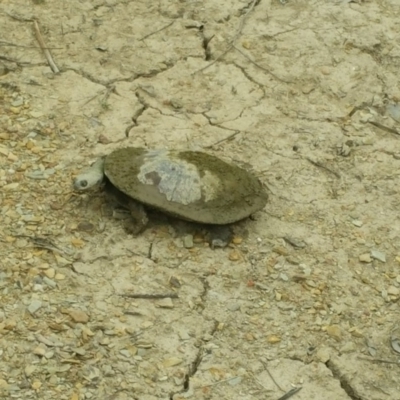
(199, 376, 240, 388)
(204, 131, 240, 148)
(193, 0, 259, 74)
(261, 361, 285, 392)
(121, 293, 179, 299)
(139, 21, 175, 41)
(358, 356, 400, 365)
(368, 121, 400, 136)
(277, 387, 302, 400)
(15, 235, 68, 255)
(33, 20, 60, 73)
(305, 157, 341, 178)
(233, 45, 291, 83)
(0, 40, 62, 49)
(123, 310, 144, 316)
(6, 12, 33, 22)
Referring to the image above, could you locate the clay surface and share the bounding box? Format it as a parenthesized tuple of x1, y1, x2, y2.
(1, 1, 400, 399)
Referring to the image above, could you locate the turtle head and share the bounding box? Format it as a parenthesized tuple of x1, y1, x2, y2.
(73, 158, 105, 191)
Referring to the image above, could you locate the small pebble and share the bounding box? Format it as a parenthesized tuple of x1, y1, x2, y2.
(25, 365, 36, 377)
(351, 219, 363, 227)
(340, 342, 356, 353)
(77, 221, 95, 232)
(157, 298, 174, 309)
(9, 106, 20, 114)
(162, 357, 183, 367)
(228, 249, 241, 261)
(232, 236, 243, 245)
(44, 268, 55, 279)
(326, 325, 342, 341)
(43, 277, 57, 288)
(359, 253, 372, 263)
(11, 98, 24, 107)
(316, 347, 330, 363)
(68, 309, 89, 323)
(183, 234, 194, 249)
(228, 377, 242, 386)
(266, 335, 281, 344)
(371, 249, 386, 263)
(388, 286, 400, 296)
(119, 349, 132, 358)
(227, 303, 240, 312)
(178, 331, 190, 340)
(31, 381, 42, 391)
(33, 345, 46, 356)
(28, 300, 42, 315)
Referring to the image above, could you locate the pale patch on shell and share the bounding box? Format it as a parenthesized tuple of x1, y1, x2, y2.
(201, 170, 220, 202)
(137, 150, 220, 205)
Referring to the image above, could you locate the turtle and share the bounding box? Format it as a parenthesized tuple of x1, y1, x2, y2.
(73, 147, 268, 247)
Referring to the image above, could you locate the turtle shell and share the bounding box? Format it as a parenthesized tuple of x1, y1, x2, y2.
(104, 147, 268, 225)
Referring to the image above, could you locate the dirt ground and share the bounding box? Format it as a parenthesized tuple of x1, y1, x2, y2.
(1, 0, 400, 399)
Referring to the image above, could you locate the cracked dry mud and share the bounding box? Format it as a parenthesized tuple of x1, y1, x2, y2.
(1, 1, 400, 399)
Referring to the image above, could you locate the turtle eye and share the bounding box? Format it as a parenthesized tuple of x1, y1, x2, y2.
(80, 180, 88, 188)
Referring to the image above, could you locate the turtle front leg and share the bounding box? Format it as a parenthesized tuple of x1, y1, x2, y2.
(104, 180, 148, 234)
(125, 199, 149, 234)
(207, 225, 233, 249)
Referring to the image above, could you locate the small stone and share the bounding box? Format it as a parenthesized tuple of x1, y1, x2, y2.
(340, 342, 356, 353)
(359, 253, 372, 263)
(351, 220, 363, 227)
(371, 249, 386, 263)
(326, 325, 342, 341)
(43, 277, 57, 288)
(280, 273, 289, 281)
(72, 347, 86, 356)
(28, 300, 42, 315)
(228, 377, 242, 386)
(349, 328, 363, 338)
(33, 345, 47, 356)
(31, 381, 42, 391)
(25, 365, 36, 377)
(183, 235, 193, 249)
(44, 351, 54, 359)
(2, 182, 19, 191)
(227, 303, 240, 312)
(29, 111, 44, 118)
(9, 106, 20, 114)
(388, 286, 400, 296)
(245, 333, 255, 341)
(228, 249, 241, 261)
(157, 298, 174, 309)
(77, 221, 94, 232)
(162, 357, 183, 367)
(266, 335, 281, 344)
(178, 331, 190, 340)
(119, 349, 132, 358)
(273, 246, 289, 256)
(169, 276, 181, 288)
(232, 236, 243, 245)
(44, 268, 55, 279)
(12, 98, 24, 107)
(68, 309, 89, 323)
(54, 254, 71, 267)
(316, 347, 330, 363)
(55, 273, 66, 280)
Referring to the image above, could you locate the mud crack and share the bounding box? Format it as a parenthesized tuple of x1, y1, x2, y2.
(326, 360, 361, 400)
(169, 319, 219, 400)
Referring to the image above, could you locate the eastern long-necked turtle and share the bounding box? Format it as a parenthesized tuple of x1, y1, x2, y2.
(73, 147, 268, 247)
